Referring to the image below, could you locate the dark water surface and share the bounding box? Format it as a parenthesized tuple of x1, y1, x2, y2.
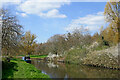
(31, 60, 119, 78)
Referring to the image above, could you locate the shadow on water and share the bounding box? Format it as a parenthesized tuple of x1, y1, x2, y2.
(31, 60, 119, 78)
(2, 60, 18, 79)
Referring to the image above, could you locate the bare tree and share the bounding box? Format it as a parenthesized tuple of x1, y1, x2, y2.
(0, 9, 23, 56)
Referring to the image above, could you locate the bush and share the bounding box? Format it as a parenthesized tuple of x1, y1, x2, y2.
(91, 45, 109, 51)
(83, 46, 119, 69)
(65, 47, 88, 64)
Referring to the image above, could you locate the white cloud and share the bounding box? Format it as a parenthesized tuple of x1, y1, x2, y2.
(17, 0, 70, 18)
(65, 12, 105, 32)
(16, 12, 27, 17)
(39, 9, 67, 18)
(21, 13, 27, 17)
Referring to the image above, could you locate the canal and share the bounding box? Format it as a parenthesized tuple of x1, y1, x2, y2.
(31, 60, 119, 78)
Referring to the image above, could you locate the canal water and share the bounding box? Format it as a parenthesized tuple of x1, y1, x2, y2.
(31, 60, 119, 78)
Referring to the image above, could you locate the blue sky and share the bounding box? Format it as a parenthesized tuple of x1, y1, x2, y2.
(1, 1, 107, 43)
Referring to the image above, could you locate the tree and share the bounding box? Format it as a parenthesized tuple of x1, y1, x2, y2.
(92, 32, 99, 41)
(0, 9, 23, 56)
(47, 34, 66, 55)
(104, 1, 120, 23)
(104, 1, 120, 44)
(65, 26, 91, 48)
(20, 31, 37, 56)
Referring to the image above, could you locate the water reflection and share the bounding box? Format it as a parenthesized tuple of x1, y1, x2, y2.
(31, 60, 119, 78)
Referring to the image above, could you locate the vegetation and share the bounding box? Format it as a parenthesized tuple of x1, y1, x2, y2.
(103, 1, 120, 45)
(18, 55, 47, 58)
(2, 58, 50, 79)
(30, 55, 47, 58)
(83, 45, 119, 69)
(1, 9, 23, 56)
(19, 31, 37, 56)
(65, 47, 88, 64)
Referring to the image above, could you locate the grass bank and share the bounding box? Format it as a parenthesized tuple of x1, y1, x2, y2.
(2, 58, 50, 79)
(30, 55, 47, 58)
(18, 55, 47, 58)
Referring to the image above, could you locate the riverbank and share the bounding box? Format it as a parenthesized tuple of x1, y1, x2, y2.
(2, 58, 50, 79)
(18, 55, 47, 59)
(63, 44, 120, 70)
(83, 45, 120, 69)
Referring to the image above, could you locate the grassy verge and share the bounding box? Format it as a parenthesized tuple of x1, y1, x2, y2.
(30, 55, 47, 58)
(2, 58, 50, 79)
(18, 55, 47, 58)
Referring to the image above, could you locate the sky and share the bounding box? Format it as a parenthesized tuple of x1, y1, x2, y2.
(1, 0, 108, 43)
